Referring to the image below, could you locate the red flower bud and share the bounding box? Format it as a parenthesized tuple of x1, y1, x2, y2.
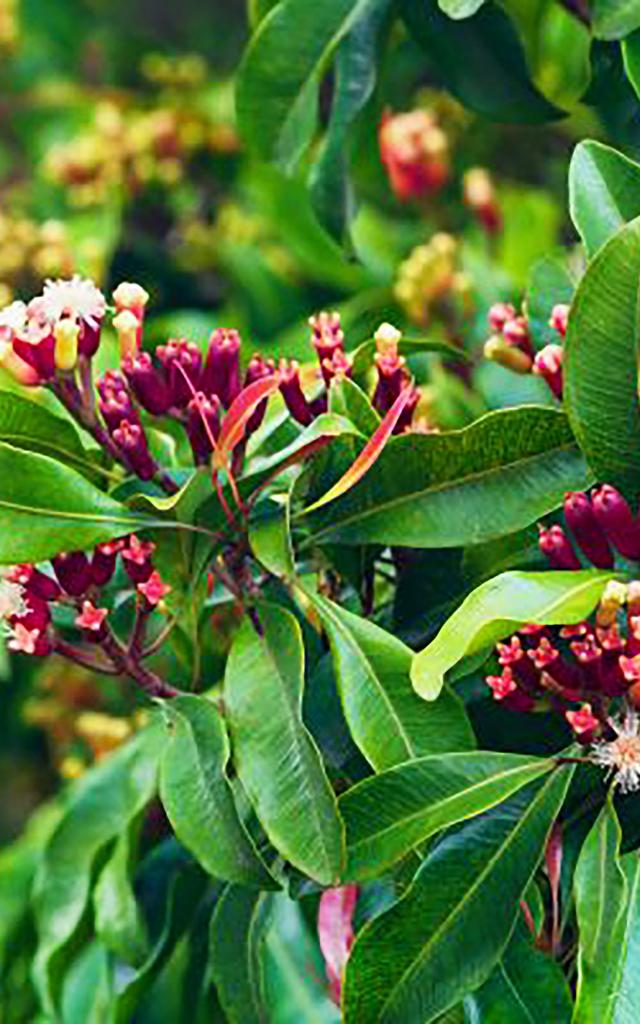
(279, 360, 314, 425)
(186, 392, 221, 464)
(202, 328, 241, 409)
(244, 355, 276, 434)
(157, 338, 203, 408)
(309, 311, 344, 367)
(549, 304, 569, 338)
(52, 551, 93, 596)
(532, 344, 563, 400)
(563, 492, 613, 568)
(112, 419, 156, 480)
(592, 484, 640, 560)
(121, 535, 155, 583)
(122, 352, 172, 415)
(488, 302, 517, 333)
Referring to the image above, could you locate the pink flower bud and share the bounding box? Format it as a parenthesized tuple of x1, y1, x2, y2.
(563, 492, 613, 568)
(488, 302, 516, 333)
(137, 570, 171, 607)
(549, 304, 569, 338)
(121, 535, 155, 583)
(532, 344, 563, 400)
(7, 622, 49, 656)
(538, 524, 581, 570)
(565, 703, 599, 743)
(75, 600, 108, 636)
(502, 316, 532, 356)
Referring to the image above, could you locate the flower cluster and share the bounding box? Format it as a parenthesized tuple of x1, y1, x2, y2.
(45, 93, 237, 208)
(483, 300, 568, 398)
(394, 233, 472, 328)
(0, 214, 81, 309)
(379, 108, 449, 202)
(539, 485, 640, 570)
(484, 581, 640, 750)
(2, 535, 172, 691)
(279, 317, 419, 433)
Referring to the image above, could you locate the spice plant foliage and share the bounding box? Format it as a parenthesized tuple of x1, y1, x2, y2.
(5, 3, 640, 1024)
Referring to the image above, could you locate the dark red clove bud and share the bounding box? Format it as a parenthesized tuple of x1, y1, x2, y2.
(244, 354, 276, 434)
(592, 484, 640, 560)
(309, 311, 345, 367)
(52, 551, 93, 596)
(563, 492, 614, 568)
(538, 524, 582, 570)
(279, 360, 314, 425)
(157, 338, 203, 408)
(121, 535, 155, 583)
(202, 328, 241, 409)
(112, 419, 156, 480)
(122, 352, 172, 415)
(186, 392, 221, 464)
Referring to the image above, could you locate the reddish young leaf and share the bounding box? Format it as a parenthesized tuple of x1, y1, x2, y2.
(318, 885, 358, 1005)
(545, 821, 563, 953)
(303, 386, 414, 513)
(216, 375, 282, 461)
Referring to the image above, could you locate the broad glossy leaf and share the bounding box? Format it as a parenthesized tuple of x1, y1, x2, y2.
(306, 407, 591, 549)
(159, 696, 277, 889)
(0, 391, 101, 478)
(591, 0, 640, 41)
(411, 569, 613, 700)
(622, 31, 640, 100)
(236, 0, 380, 169)
(93, 822, 149, 966)
(265, 895, 341, 1023)
(309, 0, 387, 240)
(209, 884, 273, 1024)
(573, 799, 640, 1024)
(225, 602, 344, 884)
(0, 441, 157, 562)
(464, 920, 572, 1023)
(339, 752, 555, 881)
(328, 377, 380, 436)
(61, 943, 112, 1024)
(249, 496, 295, 578)
(112, 857, 206, 1024)
(526, 251, 577, 351)
(402, 0, 561, 123)
(343, 769, 573, 1023)
(33, 723, 162, 1015)
(303, 590, 474, 770)
(564, 215, 640, 495)
(569, 141, 640, 256)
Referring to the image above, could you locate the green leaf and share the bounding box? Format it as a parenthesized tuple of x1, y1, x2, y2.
(265, 895, 341, 1023)
(208, 885, 273, 1024)
(411, 569, 613, 700)
(350, 337, 466, 387)
(309, 0, 388, 240)
(564, 215, 640, 496)
(236, 0, 381, 169)
(328, 377, 380, 435)
(622, 31, 640, 99)
(111, 857, 206, 1024)
(569, 140, 640, 257)
(0, 391, 104, 478)
(61, 943, 112, 1024)
(464, 920, 573, 1023)
(342, 768, 573, 1023)
(439, 0, 485, 17)
(573, 799, 640, 1024)
(401, 0, 562, 123)
(159, 695, 278, 889)
(33, 723, 162, 1016)
(93, 822, 149, 966)
(591, 0, 640, 41)
(339, 751, 555, 881)
(0, 441, 156, 562)
(526, 251, 577, 351)
(249, 496, 295, 578)
(225, 602, 345, 884)
(302, 590, 474, 770)
(305, 407, 592, 549)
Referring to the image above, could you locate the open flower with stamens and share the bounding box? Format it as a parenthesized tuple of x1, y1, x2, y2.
(592, 712, 640, 792)
(34, 275, 106, 329)
(0, 576, 27, 628)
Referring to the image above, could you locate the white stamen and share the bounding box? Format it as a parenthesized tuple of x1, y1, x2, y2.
(591, 712, 640, 793)
(0, 579, 27, 623)
(32, 276, 106, 328)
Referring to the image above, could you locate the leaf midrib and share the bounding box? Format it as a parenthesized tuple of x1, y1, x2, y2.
(346, 760, 551, 858)
(377, 770, 566, 1021)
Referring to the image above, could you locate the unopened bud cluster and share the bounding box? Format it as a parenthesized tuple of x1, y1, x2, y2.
(46, 89, 237, 207)
(462, 168, 502, 235)
(485, 581, 640, 751)
(395, 233, 472, 327)
(483, 300, 568, 398)
(539, 486, 640, 570)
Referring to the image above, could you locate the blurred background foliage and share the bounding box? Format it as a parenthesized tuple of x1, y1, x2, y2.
(1, 0, 638, 1016)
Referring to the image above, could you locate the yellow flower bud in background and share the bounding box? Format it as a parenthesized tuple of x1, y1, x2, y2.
(54, 317, 80, 371)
